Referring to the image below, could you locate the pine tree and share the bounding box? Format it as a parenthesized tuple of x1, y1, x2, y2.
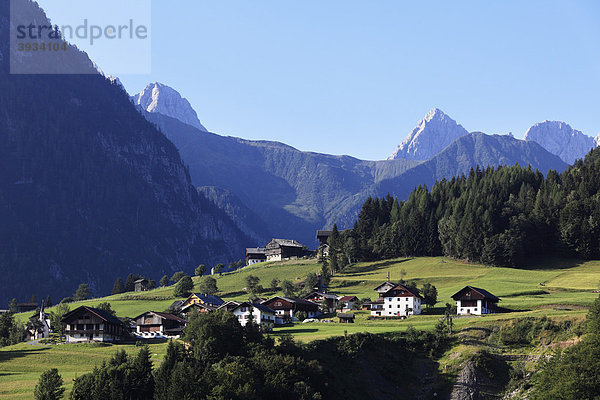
(73, 284, 91, 301)
(34, 368, 65, 400)
(111, 278, 124, 295)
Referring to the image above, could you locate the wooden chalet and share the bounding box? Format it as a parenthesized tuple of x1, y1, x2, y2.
(451, 286, 499, 315)
(264, 239, 305, 262)
(262, 296, 319, 323)
(245, 248, 267, 265)
(134, 279, 149, 292)
(133, 311, 187, 337)
(316, 230, 332, 256)
(181, 293, 225, 311)
(62, 306, 127, 343)
(16, 302, 38, 313)
(337, 313, 355, 323)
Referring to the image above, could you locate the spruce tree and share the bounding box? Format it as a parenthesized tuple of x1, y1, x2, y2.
(34, 368, 65, 400)
(111, 278, 124, 295)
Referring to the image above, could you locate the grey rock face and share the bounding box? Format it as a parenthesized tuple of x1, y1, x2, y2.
(524, 121, 596, 165)
(388, 108, 469, 161)
(133, 82, 208, 132)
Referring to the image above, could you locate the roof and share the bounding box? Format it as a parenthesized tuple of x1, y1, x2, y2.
(451, 286, 500, 301)
(266, 239, 304, 248)
(316, 230, 332, 237)
(263, 296, 319, 307)
(245, 247, 266, 254)
(134, 279, 148, 283)
(337, 313, 355, 318)
(169, 300, 184, 309)
(303, 291, 338, 300)
(187, 293, 225, 306)
(62, 306, 124, 326)
(339, 296, 359, 302)
(383, 284, 423, 299)
(373, 281, 396, 291)
(134, 311, 187, 323)
(235, 302, 275, 314)
(181, 302, 218, 312)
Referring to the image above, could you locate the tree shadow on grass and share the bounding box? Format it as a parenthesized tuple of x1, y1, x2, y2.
(519, 257, 585, 271)
(272, 328, 319, 334)
(0, 347, 49, 364)
(341, 258, 412, 277)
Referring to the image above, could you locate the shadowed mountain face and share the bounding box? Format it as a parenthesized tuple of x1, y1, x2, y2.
(144, 111, 567, 246)
(0, 0, 250, 304)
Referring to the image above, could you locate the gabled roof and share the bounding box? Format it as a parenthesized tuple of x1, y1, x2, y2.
(181, 302, 218, 312)
(263, 296, 318, 307)
(316, 230, 332, 237)
(339, 296, 359, 302)
(245, 247, 266, 254)
(134, 279, 148, 283)
(373, 281, 396, 291)
(62, 306, 124, 326)
(234, 302, 275, 315)
(383, 284, 423, 299)
(134, 311, 187, 323)
(266, 239, 304, 248)
(185, 293, 225, 306)
(451, 286, 500, 301)
(303, 291, 338, 300)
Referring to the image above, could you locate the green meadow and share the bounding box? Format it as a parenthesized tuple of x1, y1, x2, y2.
(3, 256, 600, 398)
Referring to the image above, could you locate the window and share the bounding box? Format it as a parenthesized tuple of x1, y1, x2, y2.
(241, 307, 247, 312)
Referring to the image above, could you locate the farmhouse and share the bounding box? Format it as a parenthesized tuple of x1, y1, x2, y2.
(16, 302, 38, 313)
(134, 278, 149, 292)
(316, 230, 332, 256)
(373, 283, 422, 317)
(62, 306, 127, 343)
(133, 311, 187, 337)
(264, 239, 305, 262)
(262, 296, 319, 323)
(364, 298, 384, 315)
(374, 281, 396, 297)
(451, 286, 499, 315)
(303, 291, 339, 313)
(181, 293, 225, 310)
(231, 302, 276, 329)
(245, 247, 267, 265)
(338, 296, 359, 311)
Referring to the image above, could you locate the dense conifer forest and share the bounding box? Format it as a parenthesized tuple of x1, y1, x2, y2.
(330, 147, 600, 267)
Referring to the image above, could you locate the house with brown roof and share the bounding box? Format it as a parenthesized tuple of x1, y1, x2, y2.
(264, 239, 305, 261)
(374, 283, 423, 317)
(262, 296, 319, 323)
(62, 306, 127, 343)
(303, 291, 339, 313)
(133, 311, 187, 337)
(451, 286, 500, 315)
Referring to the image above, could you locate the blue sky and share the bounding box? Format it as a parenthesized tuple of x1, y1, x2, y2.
(38, 0, 600, 160)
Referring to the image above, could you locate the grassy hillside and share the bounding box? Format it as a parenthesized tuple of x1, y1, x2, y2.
(0, 342, 168, 399)
(3, 256, 600, 398)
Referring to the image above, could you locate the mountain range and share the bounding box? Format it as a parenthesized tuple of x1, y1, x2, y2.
(0, 0, 593, 304)
(137, 85, 569, 247)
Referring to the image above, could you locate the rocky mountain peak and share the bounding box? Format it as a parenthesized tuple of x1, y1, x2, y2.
(132, 82, 207, 132)
(387, 108, 469, 161)
(523, 120, 596, 164)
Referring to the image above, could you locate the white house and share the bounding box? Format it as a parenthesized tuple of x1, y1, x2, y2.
(231, 302, 276, 329)
(378, 283, 423, 317)
(451, 286, 499, 315)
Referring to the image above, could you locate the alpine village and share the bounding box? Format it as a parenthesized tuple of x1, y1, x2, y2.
(3, 1, 600, 400)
